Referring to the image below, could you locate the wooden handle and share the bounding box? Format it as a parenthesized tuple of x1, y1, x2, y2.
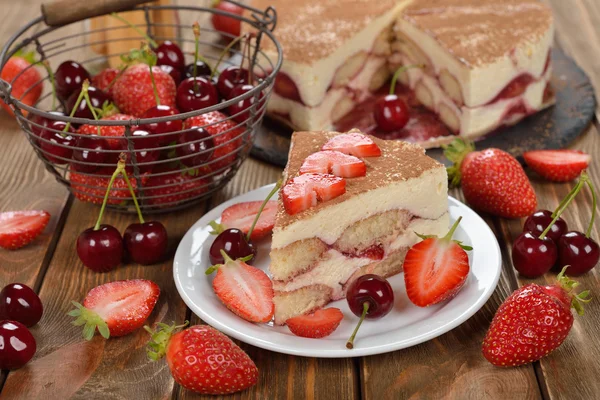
(41, 0, 156, 27)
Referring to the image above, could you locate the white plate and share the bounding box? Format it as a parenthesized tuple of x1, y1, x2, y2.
(174, 184, 502, 358)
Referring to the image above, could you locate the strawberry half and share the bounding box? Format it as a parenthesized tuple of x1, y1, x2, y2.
(321, 131, 381, 157)
(523, 149, 591, 182)
(482, 267, 590, 367)
(146, 323, 258, 394)
(300, 150, 366, 178)
(282, 173, 346, 215)
(286, 308, 344, 338)
(219, 200, 277, 241)
(206, 250, 274, 323)
(403, 217, 471, 307)
(0, 210, 50, 250)
(69, 279, 160, 339)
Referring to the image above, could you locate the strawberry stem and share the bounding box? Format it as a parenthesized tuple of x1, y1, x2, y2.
(210, 33, 248, 80)
(110, 12, 158, 48)
(119, 158, 145, 224)
(389, 64, 424, 95)
(41, 60, 57, 111)
(246, 180, 281, 242)
(346, 302, 369, 349)
(220, 249, 233, 263)
(205, 251, 253, 274)
(63, 80, 89, 133)
(442, 139, 476, 188)
(584, 178, 597, 238)
(556, 266, 591, 316)
(68, 301, 110, 340)
(443, 216, 462, 242)
(541, 172, 588, 239)
(94, 157, 126, 231)
(144, 321, 189, 361)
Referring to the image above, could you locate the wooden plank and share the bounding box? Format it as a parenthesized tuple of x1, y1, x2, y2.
(179, 158, 360, 400)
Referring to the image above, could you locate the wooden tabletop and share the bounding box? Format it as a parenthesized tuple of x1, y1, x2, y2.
(1, 0, 599, 399)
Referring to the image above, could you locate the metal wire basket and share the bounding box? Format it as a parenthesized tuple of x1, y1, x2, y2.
(0, 0, 282, 213)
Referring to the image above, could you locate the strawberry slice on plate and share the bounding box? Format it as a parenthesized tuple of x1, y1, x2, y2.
(300, 151, 366, 178)
(403, 217, 471, 307)
(523, 149, 591, 182)
(219, 200, 277, 241)
(282, 173, 346, 215)
(69, 279, 160, 339)
(286, 308, 344, 338)
(0, 210, 50, 250)
(206, 250, 274, 323)
(322, 131, 381, 157)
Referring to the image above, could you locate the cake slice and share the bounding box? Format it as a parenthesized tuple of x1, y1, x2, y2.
(390, 0, 555, 142)
(270, 129, 449, 324)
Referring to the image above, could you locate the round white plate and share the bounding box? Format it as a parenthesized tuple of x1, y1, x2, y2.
(174, 184, 502, 358)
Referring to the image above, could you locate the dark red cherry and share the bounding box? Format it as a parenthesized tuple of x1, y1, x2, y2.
(512, 231, 557, 278)
(374, 94, 410, 132)
(524, 210, 568, 244)
(155, 40, 185, 71)
(55, 60, 90, 100)
(159, 64, 182, 86)
(140, 105, 183, 147)
(176, 127, 214, 167)
(28, 111, 65, 144)
(216, 66, 249, 99)
(176, 77, 219, 112)
(113, 129, 160, 172)
(0, 283, 43, 327)
(123, 221, 168, 265)
(66, 85, 110, 119)
(71, 136, 110, 172)
(184, 61, 212, 79)
(39, 121, 76, 164)
(0, 320, 36, 370)
(209, 228, 256, 265)
(228, 84, 265, 123)
(557, 231, 600, 276)
(76, 224, 124, 272)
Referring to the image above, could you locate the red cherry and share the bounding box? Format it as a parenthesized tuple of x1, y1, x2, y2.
(55, 60, 90, 100)
(71, 135, 110, 173)
(66, 85, 110, 119)
(123, 221, 168, 265)
(374, 94, 410, 132)
(159, 64, 182, 86)
(216, 66, 249, 99)
(176, 127, 215, 167)
(39, 121, 76, 164)
(0, 283, 43, 327)
(155, 40, 185, 71)
(523, 210, 568, 244)
(512, 231, 557, 278)
(228, 84, 265, 123)
(184, 61, 212, 79)
(0, 320, 36, 370)
(176, 77, 219, 112)
(211, 1, 243, 39)
(28, 111, 65, 144)
(76, 224, 124, 272)
(140, 105, 183, 147)
(209, 228, 256, 265)
(557, 231, 600, 276)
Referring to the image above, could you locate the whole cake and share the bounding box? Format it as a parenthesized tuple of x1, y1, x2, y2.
(270, 129, 449, 324)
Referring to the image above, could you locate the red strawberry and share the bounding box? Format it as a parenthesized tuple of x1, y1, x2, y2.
(144, 168, 210, 207)
(91, 67, 119, 97)
(77, 113, 136, 150)
(112, 64, 176, 117)
(69, 279, 160, 339)
(482, 267, 590, 367)
(1, 56, 42, 117)
(321, 131, 381, 157)
(146, 323, 258, 394)
(444, 139, 537, 218)
(286, 308, 343, 338)
(220, 201, 277, 241)
(300, 151, 366, 178)
(523, 149, 591, 182)
(185, 111, 245, 172)
(282, 173, 346, 215)
(211, 1, 244, 39)
(70, 168, 148, 205)
(206, 251, 274, 323)
(0, 210, 50, 250)
(403, 217, 471, 307)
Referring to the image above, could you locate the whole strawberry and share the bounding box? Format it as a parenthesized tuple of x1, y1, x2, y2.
(91, 67, 120, 97)
(70, 168, 148, 204)
(112, 63, 176, 117)
(144, 167, 210, 208)
(482, 267, 590, 367)
(444, 139, 537, 218)
(78, 113, 135, 150)
(145, 323, 258, 395)
(1, 55, 42, 117)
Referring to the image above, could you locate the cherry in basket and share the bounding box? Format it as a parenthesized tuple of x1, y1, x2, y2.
(54, 60, 90, 100)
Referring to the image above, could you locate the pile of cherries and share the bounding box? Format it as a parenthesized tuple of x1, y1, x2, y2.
(0, 283, 42, 370)
(512, 171, 599, 278)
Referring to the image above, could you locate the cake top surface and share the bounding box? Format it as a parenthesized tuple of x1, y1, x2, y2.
(275, 129, 443, 229)
(248, 0, 400, 64)
(400, 0, 553, 67)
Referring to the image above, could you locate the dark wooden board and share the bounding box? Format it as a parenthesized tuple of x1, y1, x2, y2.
(250, 48, 597, 167)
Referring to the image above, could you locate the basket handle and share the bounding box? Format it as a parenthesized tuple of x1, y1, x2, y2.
(41, 0, 155, 27)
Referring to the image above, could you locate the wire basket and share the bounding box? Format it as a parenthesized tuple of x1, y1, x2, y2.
(0, 1, 282, 213)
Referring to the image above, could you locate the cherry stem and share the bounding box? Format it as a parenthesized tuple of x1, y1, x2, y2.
(246, 180, 281, 242)
(119, 159, 145, 224)
(246, 34, 254, 86)
(94, 158, 126, 231)
(443, 216, 462, 241)
(106, 65, 129, 92)
(346, 302, 369, 349)
(110, 12, 158, 48)
(63, 80, 88, 133)
(585, 179, 597, 238)
(220, 249, 233, 263)
(42, 60, 57, 111)
(192, 22, 201, 93)
(541, 172, 588, 239)
(389, 64, 424, 95)
(210, 33, 248, 79)
(81, 83, 101, 136)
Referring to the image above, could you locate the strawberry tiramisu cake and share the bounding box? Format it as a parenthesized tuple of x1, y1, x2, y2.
(270, 129, 449, 324)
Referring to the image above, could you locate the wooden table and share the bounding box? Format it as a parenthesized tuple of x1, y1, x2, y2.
(1, 1, 599, 399)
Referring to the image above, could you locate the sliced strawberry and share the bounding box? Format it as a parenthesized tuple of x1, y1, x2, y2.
(208, 252, 274, 323)
(221, 201, 277, 241)
(403, 218, 471, 307)
(282, 173, 346, 215)
(286, 308, 343, 338)
(300, 151, 366, 178)
(69, 279, 160, 339)
(322, 131, 381, 157)
(523, 150, 591, 182)
(0, 210, 50, 250)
